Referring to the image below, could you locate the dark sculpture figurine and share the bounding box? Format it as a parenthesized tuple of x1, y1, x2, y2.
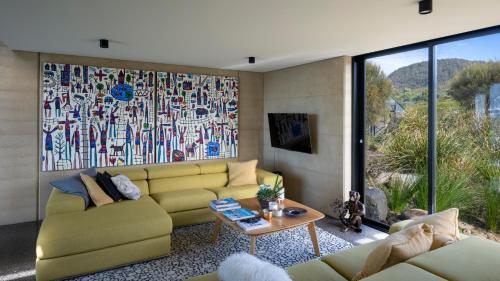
(340, 191, 365, 233)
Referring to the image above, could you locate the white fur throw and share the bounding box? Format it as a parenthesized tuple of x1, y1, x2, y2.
(218, 253, 292, 281)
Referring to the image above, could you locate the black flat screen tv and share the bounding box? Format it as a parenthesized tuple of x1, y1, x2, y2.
(268, 113, 312, 154)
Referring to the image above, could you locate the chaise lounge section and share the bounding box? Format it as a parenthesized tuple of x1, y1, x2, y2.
(36, 161, 281, 281)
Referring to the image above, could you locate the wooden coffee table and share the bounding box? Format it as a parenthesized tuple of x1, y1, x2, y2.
(210, 198, 325, 256)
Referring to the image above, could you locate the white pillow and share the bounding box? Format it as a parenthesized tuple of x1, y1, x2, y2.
(218, 253, 291, 281)
(110, 175, 141, 200)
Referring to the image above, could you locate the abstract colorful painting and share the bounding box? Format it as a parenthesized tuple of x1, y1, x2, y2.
(41, 63, 155, 171)
(156, 72, 239, 162)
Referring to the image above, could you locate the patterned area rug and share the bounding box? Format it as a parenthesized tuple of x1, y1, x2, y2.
(71, 222, 353, 281)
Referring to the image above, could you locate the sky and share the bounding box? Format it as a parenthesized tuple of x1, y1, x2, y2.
(368, 32, 500, 75)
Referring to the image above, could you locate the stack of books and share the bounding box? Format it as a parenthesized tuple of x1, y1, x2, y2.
(236, 217, 271, 231)
(209, 198, 240, 212)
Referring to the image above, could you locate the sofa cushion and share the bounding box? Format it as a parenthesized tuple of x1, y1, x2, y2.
(50, 168, 96, 208)
(151, 189, 217, 213)
(404, 208, 459, 250)
(352, 223, 434, 281)
(406, 236, 500, 281)
(147, 164, 200, 179)
(149, 173, 228, 193)
(199, 161, 228, 174)
(321, 240, 381, 280)
(207, 185, 259, 200)
(287, 259, 347, 281)
(104, 167, 149, 195)
(228, 160, 258, 186)
(362, 263, 446, 281)
(37, 196, 172, 260)
(80, 173, 114, 207)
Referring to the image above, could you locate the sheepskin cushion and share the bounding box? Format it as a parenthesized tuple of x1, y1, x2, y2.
(218, 253, 291, 281)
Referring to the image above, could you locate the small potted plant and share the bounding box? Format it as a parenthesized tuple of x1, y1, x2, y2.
(256, 175, 284, 209)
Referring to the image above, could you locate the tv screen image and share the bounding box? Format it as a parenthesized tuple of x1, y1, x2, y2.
(268, 113, 312, 153)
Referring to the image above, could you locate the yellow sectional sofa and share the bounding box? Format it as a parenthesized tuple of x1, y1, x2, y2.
(186, 235, 500, 281)
(36, 161, 281, 281)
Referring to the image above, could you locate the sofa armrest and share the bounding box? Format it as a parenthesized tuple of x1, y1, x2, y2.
(389, 219, 414, 234)
(256, 169, 283, 187)
(46, 188, 86, 216)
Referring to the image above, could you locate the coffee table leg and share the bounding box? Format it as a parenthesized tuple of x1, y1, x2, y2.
(249, 236, 256, 255)
(307, 222, 321, 257)
(212, 218, 222, 244)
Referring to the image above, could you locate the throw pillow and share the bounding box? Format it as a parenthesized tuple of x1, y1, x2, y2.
(95, 172, 123, 201)
(227, 160, 258, 187)
(50, 168, 97, 208)
(110, 174, 141, 200)
(80, 174, 113, 207)
(218, 253, 291, 281)
(403, 208, 459, 250)
(352, 223, 434, 281)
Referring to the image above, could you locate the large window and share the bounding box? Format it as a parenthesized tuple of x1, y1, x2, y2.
(353, 26, 500, 241)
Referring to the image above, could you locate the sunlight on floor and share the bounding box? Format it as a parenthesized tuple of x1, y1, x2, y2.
(0, 269, 35, 281)
(353, 232, 389, 245)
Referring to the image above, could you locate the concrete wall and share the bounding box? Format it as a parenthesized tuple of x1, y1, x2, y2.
(262, 56, 351, 217)
(0, 43, 39, 225)
(0, 49, 264, 225)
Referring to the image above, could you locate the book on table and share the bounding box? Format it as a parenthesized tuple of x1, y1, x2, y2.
(236, 218, 271, 231)
(210, 198, 241, 212)
(222, 208, 256, 221)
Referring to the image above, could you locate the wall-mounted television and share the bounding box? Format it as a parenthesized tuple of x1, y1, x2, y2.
(268, 113, 312, 154)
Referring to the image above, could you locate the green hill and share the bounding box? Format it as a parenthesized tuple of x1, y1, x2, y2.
(388, 58, 483, 90)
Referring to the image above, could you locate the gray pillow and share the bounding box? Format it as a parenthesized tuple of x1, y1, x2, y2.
(110, 175, 141, 200)
(50, 168, 97, 208)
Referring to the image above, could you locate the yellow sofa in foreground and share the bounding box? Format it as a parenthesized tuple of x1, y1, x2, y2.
(36, 161, 281, 281)
(186, 231, 500, 281)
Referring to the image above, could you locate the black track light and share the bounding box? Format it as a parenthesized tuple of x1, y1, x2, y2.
(248, 57, 255, 64)
(100, 39, 109, 49)
(419, 0, 432, 15)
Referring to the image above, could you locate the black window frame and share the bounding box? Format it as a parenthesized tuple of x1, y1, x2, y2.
(352, 24, 500, 232)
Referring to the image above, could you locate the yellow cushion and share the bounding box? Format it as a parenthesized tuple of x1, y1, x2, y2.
(352, 223, 433, 281)
(147, 164, 200, 179)
(362, 263, 446, 281)
(404, 208, 459, 250)
(169, 208, 215, 227)
(149, 173, 228, 193)
(256, 169, 282, 186)
(227, 160, 258, 186)
(80, 174, 114, 207)
(151, 189, 217, 213)
(198, 161, 228, 174)
(206, 185, 259, 200)
(36, 196, 172, 260)
(287, 259, 347, 281)
(407, 236, 500, 281)
(104, 167, 147, 180)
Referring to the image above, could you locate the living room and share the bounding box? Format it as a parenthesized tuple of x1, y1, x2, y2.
(0, 1, 499, 281)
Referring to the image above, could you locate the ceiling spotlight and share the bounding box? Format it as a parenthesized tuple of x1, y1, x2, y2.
(248, 57, 255, 64)
(99, 39, 109, 48)
(419, 0, 432, 15)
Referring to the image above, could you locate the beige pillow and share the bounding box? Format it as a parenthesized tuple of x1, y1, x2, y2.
(352, 223, 434, 281)
(227, 160, 258, 187)
(80, 174, 113, 207)
(404, 208, 459, 250)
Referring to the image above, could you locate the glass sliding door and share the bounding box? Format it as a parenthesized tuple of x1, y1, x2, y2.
(364, 49, 428, 226)
(354, 26, 500, 238)
(436, 33, 500, 236)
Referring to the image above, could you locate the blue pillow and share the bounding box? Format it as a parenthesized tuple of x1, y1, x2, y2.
(50, 168, 97, 208)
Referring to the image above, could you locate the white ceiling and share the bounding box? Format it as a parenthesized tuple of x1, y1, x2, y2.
(0, 0, 499, 72)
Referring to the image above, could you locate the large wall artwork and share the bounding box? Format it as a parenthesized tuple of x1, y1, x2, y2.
(41, 63, 239, 171)
(41, 63, 155, 171)
(156, 72, 239, 163)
